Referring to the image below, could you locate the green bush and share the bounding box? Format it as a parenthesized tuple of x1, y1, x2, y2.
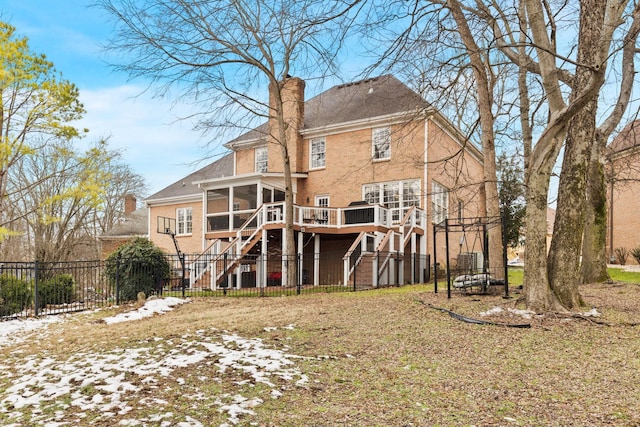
(105, 238, 171, 302)
(0, 274, 33, 317)
(37, 274, 75, 309)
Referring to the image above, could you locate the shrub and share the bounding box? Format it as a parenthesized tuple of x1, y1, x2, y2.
(0, 274, 33, 317)
(631, 247, 640, 265)
(37, 274, 75, 309)
(105, 238, 171, 302)
(614, 247, 629, 265)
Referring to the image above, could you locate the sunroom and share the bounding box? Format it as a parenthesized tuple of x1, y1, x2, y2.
(195, 173, 306, 239)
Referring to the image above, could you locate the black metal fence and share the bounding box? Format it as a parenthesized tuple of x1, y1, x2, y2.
(0, 260, 114, 319)
(1, 251, 432, 320)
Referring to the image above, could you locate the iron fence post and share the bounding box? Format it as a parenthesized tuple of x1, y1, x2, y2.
(376, 252, 380, 289)
(115, 255, 120, 305)
(34, 261, 39, 316)
(223, 252, 228, 296)
(502, 213, 509, 298)
(181, 253, 186, 298)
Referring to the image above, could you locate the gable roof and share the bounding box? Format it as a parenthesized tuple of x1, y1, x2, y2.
(146, 153, 234, 202)
(227, 75, 431, 147)
(304, 75, 430, 130)
(147, 75, 442, 203)
(100, 208, 148, 239)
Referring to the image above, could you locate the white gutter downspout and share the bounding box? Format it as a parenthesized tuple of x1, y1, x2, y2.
(423, 117, 429, 264)
(201, 186, 207, 251)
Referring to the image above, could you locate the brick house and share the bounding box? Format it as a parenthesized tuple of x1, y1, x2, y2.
(607, 120, 640, 263)
(145, 75, 486, 288)
(99, 195, 148, 258)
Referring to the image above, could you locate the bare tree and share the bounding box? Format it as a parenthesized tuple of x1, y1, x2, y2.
(97, 0, 361, 285)
(371, 0, 640, 310)
(580, 4, 640, 283)
(93, 150, 147, 237)
(443, 0, 504, 278)
(365, 1, 513, 277)
(6, 140, 146, 261)
(516, 0, 640, 311)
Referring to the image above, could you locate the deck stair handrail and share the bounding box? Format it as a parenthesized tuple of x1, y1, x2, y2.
(209, 203, 275, 288)
(342, 231, 378, 286)
(374, 229, 402, 286)
(187, 204, 270, 289)
(189, 238, 223, 287)
(398, 206, 417, 248)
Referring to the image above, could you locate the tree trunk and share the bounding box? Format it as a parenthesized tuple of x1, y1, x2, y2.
(281, 141, 297, 287)
(580, 148, 609, 283)
(547, 0, 606, 309)
(522, 170, 564, 312)
(546, 110, 590, 309)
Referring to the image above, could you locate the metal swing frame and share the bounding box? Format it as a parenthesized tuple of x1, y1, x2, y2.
(433, 216, 509, 299)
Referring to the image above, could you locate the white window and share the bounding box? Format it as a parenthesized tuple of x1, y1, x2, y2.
(363, 184, 380, 205)
(310, 138, 326, 169)
(403, 180, 420, 207)
(255, 147, 268, 173)
(362, 180, 420, 221)
(383, 182, 400, 220)
(432, 181, 449, 224)
(372, 127, 391, 160)
(315, 195, 329, 223)
(176, 207, 193, 235)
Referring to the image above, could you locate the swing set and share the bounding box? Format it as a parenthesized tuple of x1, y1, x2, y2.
(433, 216, 509, 298)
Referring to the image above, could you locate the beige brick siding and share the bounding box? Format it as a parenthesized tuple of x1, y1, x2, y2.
(149, 200, 204, 254)
(236, 150, 254, 175)
(609, 150, 640, 264)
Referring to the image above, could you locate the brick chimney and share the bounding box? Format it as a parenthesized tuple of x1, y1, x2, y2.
(124, 194, 137, 214)
(268, 76, 305, 172)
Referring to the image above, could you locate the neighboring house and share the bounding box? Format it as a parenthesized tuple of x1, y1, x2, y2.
(99, 195, 148, 258)
(607, 120, 640, 263)
(507, 206, 555, 264)
(145, 75, 486, 288)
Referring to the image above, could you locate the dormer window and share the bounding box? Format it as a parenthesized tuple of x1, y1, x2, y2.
(372, 127, 391, 160)
(255, 146, 268, 173)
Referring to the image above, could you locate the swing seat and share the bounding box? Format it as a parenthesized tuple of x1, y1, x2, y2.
(453, 273, 491, 288)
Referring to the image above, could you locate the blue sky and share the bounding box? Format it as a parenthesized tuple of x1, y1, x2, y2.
(2, 0, 231, 198)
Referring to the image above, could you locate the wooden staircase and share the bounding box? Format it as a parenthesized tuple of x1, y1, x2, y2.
(189, 205, 269, 289)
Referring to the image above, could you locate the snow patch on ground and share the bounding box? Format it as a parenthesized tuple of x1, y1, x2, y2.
(0, 315, 65, 348)
(480, 306, 603, 319)
(0, 298, 308, 426)
(102, 297, 188, 324)
(479, 306, 537, 319)
(582, 308, 601, 317)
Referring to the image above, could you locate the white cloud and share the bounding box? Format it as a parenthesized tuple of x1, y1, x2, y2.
(76, 85, 222, 196)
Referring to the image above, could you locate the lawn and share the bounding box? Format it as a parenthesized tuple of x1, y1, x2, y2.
(507, 266, 640, 286)
(1, 280, 639, 426)
(608, 267, 640, 283)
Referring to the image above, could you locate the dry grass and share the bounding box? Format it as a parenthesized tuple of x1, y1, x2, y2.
(2, 282, 640, 426)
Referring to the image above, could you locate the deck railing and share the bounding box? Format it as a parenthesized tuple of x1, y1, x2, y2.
(207, 202, 425, 234)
